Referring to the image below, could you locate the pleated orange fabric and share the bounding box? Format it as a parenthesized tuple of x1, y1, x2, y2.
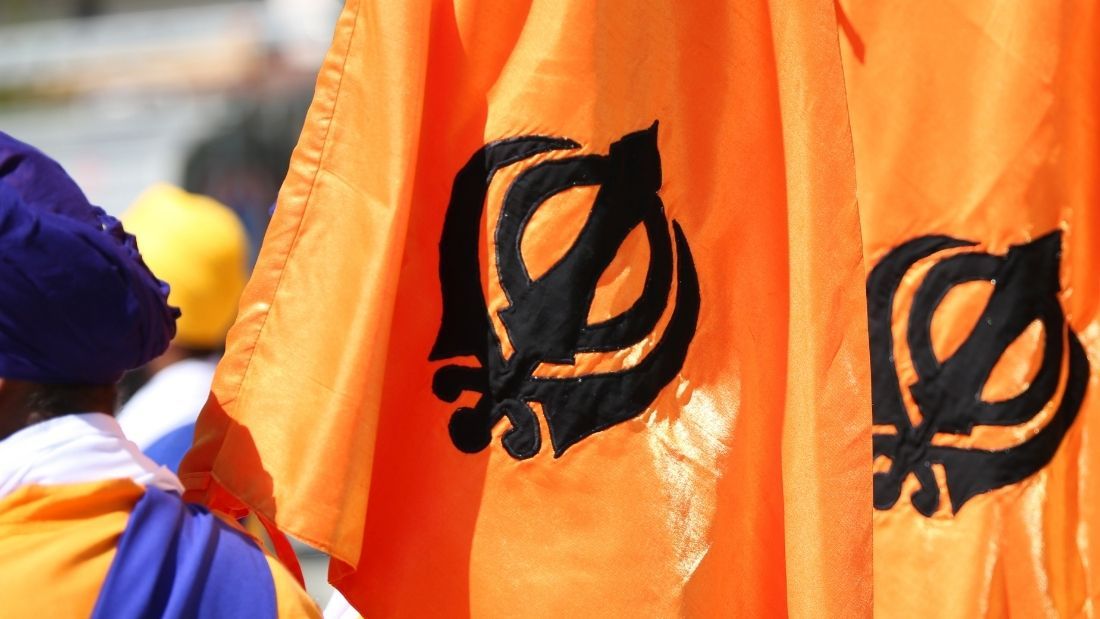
(838, 1, 1100, 616)
(180, 0, 872, 615)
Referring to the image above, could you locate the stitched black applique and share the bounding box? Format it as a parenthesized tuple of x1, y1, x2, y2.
(429, 122, 700, 460)
(869, 231, 1088, 516)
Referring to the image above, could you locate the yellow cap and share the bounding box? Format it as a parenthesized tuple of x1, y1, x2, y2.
(123, 184, 248, 350)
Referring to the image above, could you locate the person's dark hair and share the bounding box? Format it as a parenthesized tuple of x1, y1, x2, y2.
(23, 383, 118, 417)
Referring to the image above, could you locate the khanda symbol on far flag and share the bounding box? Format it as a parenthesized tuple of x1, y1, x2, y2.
(869, 231, 1089, 517)
(429, 122, 700, 460)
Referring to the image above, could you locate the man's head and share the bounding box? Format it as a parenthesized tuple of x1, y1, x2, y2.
(123, 184, 248, 358)
(0, 133, 177, 437)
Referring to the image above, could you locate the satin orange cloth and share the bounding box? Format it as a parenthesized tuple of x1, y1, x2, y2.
(181, 0, 872, 615)
(838, 1, 1100, 616)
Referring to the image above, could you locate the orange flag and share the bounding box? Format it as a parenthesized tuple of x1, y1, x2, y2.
(837, 1, 1100, 616)
(181, 0, 872, 615)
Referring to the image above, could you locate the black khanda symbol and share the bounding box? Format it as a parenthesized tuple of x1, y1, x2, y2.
(869, 232, 1088, 516)
(429, 122, 700, 460)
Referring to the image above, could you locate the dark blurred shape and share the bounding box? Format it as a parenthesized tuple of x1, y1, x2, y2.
(182, 89, 312, 262)
(74, 0, 102, 18)
(1, 0, 260, 24)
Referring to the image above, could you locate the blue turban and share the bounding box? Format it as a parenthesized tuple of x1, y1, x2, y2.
(0, 133, 178, 385)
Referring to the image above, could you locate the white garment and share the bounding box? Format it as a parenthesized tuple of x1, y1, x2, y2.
(323, 591, 360, 619)
(0, 412, 183, 502)
(117, 357, 218, 450)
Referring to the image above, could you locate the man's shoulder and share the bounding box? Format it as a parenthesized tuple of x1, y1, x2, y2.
(0, 482, 318, 618)
(96, 486, 319, 618)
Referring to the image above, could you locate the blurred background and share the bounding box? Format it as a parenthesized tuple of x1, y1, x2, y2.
(0, 0, 340, 257)
(0, 0, 340, 605)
